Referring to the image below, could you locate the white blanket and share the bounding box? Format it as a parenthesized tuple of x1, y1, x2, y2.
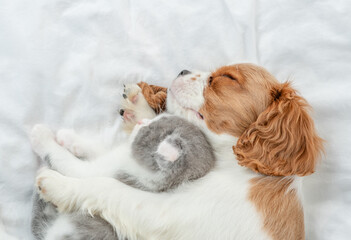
(0, 0, 350, 239)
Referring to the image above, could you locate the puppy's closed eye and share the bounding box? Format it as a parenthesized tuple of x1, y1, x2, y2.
(222, 74, 237, 81)
(208, 74, 236, 86)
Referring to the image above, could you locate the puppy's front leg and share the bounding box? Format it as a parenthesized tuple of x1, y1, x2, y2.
(36, 169, 179, 239)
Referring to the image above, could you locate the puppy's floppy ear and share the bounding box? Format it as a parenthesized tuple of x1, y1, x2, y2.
(137, 82, 167, 114)
(233, 82, 324, 176)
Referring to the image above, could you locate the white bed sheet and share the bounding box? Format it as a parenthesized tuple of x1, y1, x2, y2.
(0, 0, 350, 239)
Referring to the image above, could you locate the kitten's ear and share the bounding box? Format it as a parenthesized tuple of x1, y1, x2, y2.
(157, 140, 180, 162)
(233, 82, 324, 176)
(137, 82, 167, 114)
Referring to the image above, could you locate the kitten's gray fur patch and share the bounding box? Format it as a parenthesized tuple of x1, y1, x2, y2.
(32, 116, 215, 240)
(31, 194, 58, 240)
(31, 193, 119, 240)
(130, 116, 215, 192)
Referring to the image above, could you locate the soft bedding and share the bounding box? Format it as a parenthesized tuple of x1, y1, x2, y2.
(0, 0, 350, 239)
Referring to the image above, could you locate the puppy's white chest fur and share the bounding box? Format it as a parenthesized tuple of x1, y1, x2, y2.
(166, 158, 270, 240)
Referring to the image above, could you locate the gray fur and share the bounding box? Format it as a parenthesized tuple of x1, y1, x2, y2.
(68, 214, 118, 240)
(32, 115, 215, 240)
(43, 155, 52, 168)
(32, 194, 118, 240)
(31, 194, 58, 240)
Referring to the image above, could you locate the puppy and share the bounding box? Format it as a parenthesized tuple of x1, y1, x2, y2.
(33, 63, 323, 240)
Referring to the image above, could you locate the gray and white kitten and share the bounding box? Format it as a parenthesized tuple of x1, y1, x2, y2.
(31, 115, 215, 240)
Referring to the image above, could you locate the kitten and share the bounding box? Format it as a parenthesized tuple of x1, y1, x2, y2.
(31, 85, 215, 240)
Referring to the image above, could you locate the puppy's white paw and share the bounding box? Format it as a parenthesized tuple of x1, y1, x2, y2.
(36, 168, 62, 198)
(56, 129, 85, 157)
(36, 168, 70, 211)
(30, 124, 55, 157)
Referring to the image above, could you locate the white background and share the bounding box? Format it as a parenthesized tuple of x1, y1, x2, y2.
(0, 0, 350, 239)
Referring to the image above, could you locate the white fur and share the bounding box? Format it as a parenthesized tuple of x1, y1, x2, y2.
(168, 71, 209, 111)
(156, 139, 180, 162)
(32, 73, 291, 239)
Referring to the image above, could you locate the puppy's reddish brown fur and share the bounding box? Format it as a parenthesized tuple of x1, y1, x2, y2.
(249, 176, 304, 240)
(137, 82, 167, 114)
(234, 82, 323, 176)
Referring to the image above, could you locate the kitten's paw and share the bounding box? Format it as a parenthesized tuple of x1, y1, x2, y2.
(119, 109, 136, 122)
(56, 129, 85, 157)
(30, 124, 55, 157)
(123, 84, 142, 104)
(120, 84, 156, 132)
(36, 168, 71, 211)
(119, 84, 142, 123)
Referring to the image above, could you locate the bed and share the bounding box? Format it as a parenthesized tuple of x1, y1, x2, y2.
(0, 0, 350, 239)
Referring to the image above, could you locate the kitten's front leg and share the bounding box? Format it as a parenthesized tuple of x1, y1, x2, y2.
(31, 125, 107, 177)
(56, 129, 107, 159)
(30, 125, 82, 172)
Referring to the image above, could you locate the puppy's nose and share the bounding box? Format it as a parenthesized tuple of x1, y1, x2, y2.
(178, 70, 191, 77)
(119, 109, 124, 116)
